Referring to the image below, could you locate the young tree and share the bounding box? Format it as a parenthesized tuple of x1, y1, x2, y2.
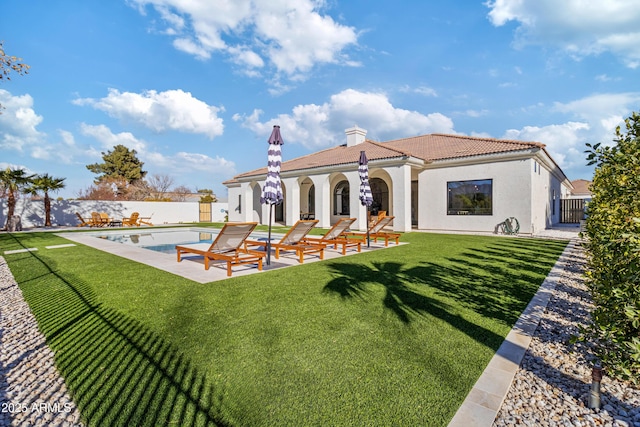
(171, 185, 192, 202)
(24, 174, 66, 226)
(77, 176, 131, 200)
(146, 174, 174, 201)
(0, 41, 30, 112)
(86, 145, 147, 196)
(0, 167, 35, 229)
(583, 111, 640, 383)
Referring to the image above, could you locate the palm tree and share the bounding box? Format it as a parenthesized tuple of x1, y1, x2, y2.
(0, 167, 35, 230)
(24, 173, 66, 227)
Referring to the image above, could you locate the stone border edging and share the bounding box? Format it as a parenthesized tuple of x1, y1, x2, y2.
(447, 239, 577, 426)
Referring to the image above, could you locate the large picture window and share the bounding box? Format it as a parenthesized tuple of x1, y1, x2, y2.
(447, 179, 493, 215)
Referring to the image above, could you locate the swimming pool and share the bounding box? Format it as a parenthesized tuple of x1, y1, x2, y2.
(89, 227, 271, 254)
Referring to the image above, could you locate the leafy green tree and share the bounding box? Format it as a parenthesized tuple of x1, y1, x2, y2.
(582, 111, 640, 383)
(24, 173, 66, 226)
(197, 188, 217, 203)
(0, 167, 35, 229)
(0, 41, 30, 112)
(86, 145, 147, 197)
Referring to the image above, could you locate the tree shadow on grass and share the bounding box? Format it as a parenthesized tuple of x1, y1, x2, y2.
(3, 237, 231, 427)
(323, 239, 568, 350)
(323, 261, 506, 350)
(411, 239, 569, 326)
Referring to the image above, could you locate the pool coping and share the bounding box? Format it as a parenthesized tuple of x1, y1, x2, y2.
(56, 227, 402, 283)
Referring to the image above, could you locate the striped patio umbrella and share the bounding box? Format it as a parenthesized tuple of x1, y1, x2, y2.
(358, 150, 373, 246)
(261, 125, 284, 264)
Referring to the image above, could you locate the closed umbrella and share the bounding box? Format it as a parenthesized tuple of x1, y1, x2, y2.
(261, 125, 284, 265)
(358, 150, 373, 247)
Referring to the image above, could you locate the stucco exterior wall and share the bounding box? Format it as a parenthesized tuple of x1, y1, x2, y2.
(227, 153, 569, 234)
(418, 158, 536, 233)
(1, 200, 229, 228)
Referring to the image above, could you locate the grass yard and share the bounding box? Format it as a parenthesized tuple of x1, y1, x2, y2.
(0, 229, 568, 426)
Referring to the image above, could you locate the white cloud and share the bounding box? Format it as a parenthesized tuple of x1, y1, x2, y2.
(463, 109, 489, 118)
(486, 0, 640, 67)
(552, 92, 640, 146)
(552, 92, 640, 122)
(400, 85, 438, 97)
(503, 122, 590, 169)
(500, 92, 640, 172)
(234, 88, 455, 148)
(147, 151, 236, 176)
(79, 123, 236, 182)
(80, 123, 148, 153)
(129, 0, 358, 78)
(74, 88, 224, 139)
(0, 89, 45, 152)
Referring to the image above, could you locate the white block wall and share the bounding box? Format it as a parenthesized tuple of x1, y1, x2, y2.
(0, 200, 229, 228)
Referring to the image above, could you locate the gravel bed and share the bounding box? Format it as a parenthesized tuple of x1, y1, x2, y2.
(0, 256, 83, 427)
(493, 241, 640, 427)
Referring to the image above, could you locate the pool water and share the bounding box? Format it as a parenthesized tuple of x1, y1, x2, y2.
(93, 229, 220, 254)
(91, 228, 271, 254)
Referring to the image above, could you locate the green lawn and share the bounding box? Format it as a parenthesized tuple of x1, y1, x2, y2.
(0, 229, 568, 426)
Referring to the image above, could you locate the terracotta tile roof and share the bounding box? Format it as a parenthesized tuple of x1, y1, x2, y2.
(385, 133, 545, 161)
(232, 133, 546, 180)
(570, 179, 593, 196)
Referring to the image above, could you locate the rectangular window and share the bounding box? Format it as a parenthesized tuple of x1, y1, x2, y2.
(447, 179, 493, 215)
(238, 195, 242, 214)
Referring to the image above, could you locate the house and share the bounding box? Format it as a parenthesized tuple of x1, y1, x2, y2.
(568, 179, 592, 200)
(224, 126, 573, 234)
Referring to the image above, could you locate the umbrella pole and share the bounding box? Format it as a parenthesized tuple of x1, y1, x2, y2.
(366, 208, 370, 248)
(267, 204, 273, 265)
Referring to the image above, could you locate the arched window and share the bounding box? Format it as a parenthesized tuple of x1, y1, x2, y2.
(333, 180, 350, 215)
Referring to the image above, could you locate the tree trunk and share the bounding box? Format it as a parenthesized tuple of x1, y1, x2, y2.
(44, 192, 51, 226)
(4, 192, 16, 229)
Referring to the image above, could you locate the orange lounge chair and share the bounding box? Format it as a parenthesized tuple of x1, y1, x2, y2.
(176, 222, 265, 276)
(302, 217, 361, 255)
(99, 212, 113, 225)
(342, 215, 400, 247)
(122, 212, 140, 227)
(75, 212, 91, 227)
(90, 212, 107, 227)
(139, 214, 154, 226)
(246, 220, 325, 263)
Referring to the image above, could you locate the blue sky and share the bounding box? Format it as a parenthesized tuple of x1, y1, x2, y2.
(2, 0, 639, 200)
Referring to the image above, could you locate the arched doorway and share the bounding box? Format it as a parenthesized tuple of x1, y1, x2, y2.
(299, 178, 315, 219)
(333, 180, 350, 215)
(252, 183, 262, 223)
(370, 177, 389, 215)
(274, 181, 286, 223)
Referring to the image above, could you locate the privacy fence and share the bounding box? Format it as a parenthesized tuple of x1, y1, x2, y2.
(559, 198, 586, 223)
(1, 200, 229, 229)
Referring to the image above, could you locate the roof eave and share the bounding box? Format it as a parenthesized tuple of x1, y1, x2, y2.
(232, 155, 426, 183)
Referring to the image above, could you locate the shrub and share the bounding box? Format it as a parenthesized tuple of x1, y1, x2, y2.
(582, 112, 640, 384)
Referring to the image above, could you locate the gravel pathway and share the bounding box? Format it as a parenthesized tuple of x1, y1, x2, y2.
(493, 241, 640, 427)
(0, 256, 83, 427)
(1, 234, 638, 427)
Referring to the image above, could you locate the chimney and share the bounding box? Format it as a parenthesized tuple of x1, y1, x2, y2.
(345, 125, 367, 147)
